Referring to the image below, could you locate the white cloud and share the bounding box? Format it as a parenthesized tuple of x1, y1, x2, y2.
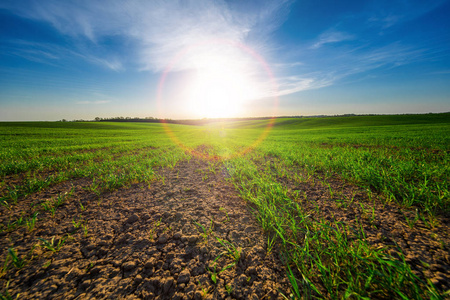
(273, 41, 429, 96)
(368, 15, 402, 29)
(276, 74, 338, 96)
(79, 54, 124, 72)
(1, 1, 292, 71)
(1, 0, 299, 100)
(311, 30, 355, 49)
(1, 0, 442, 101)
(1, 39, 123, 71)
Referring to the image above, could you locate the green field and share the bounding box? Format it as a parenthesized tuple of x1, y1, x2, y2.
(1, 113, 449, 299)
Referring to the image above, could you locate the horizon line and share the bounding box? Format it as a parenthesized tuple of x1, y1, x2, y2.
(1, 111, 449, 123)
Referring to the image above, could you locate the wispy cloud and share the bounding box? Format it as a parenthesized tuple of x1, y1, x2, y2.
(273, 0, 448, 96)
(311, 30, 354, 49)
(368, 15, 402, 29)
(358, 43, 426, 67)
(0, 1, 292, 72)
(1, 0, 446, 101)
(77, 53, 124, 72)
(274, 41, 429, 95)
(366, 0, 448, 31)
(1, 39, 123, 71)
(272, 76, 332, 96)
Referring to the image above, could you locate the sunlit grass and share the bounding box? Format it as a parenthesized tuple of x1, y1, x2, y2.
(0, 113, 448, 298)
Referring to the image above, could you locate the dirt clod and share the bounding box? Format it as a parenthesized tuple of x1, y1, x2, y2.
(177, 269, 191, 284)
(126, 214, 139, 224)
(158, 233, 169, 244)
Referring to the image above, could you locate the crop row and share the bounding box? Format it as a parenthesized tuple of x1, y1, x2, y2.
(225, 152, 445, 299)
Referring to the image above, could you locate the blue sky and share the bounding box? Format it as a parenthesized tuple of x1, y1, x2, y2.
(1, 0, 449, 121)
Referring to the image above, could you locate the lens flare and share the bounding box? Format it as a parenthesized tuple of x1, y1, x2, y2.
(157, 39, 278, 160)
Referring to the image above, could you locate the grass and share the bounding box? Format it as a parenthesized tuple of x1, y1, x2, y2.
(25, 212, 38, 232)
(0, 280, 19, 300)
(207, 252, 237, 285)
(214, 236, 242, 263)
(0, 113, 449, 299)
(3, 249, 25, 271)
(227, 153, 445, 298)
(193, 219, 214, 244)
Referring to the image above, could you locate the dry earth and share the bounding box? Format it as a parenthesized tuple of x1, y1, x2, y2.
(0, 159, 290, 299)
(1, 155, 449, 299)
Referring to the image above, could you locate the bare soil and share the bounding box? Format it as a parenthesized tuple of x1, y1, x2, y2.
(0, 159, 290, 299)
(1, 156, 449, 298)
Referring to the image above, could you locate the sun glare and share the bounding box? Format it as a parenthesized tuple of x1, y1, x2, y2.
(157, 40, 279, 159)
(186, 57, 258, 118)
(158, 40, 276, 120)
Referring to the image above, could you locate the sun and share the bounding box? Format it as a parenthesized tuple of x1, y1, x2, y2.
(157, 40, 275, 120)
(186, 57, 258, 119)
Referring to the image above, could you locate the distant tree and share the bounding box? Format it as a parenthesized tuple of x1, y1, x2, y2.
(95, 117, 101, 121)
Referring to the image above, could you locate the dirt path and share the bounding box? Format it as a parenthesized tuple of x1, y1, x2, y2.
(0, 159, 290, 299)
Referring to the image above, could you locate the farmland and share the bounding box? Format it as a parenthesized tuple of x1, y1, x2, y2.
(0, 113, 449, 299)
